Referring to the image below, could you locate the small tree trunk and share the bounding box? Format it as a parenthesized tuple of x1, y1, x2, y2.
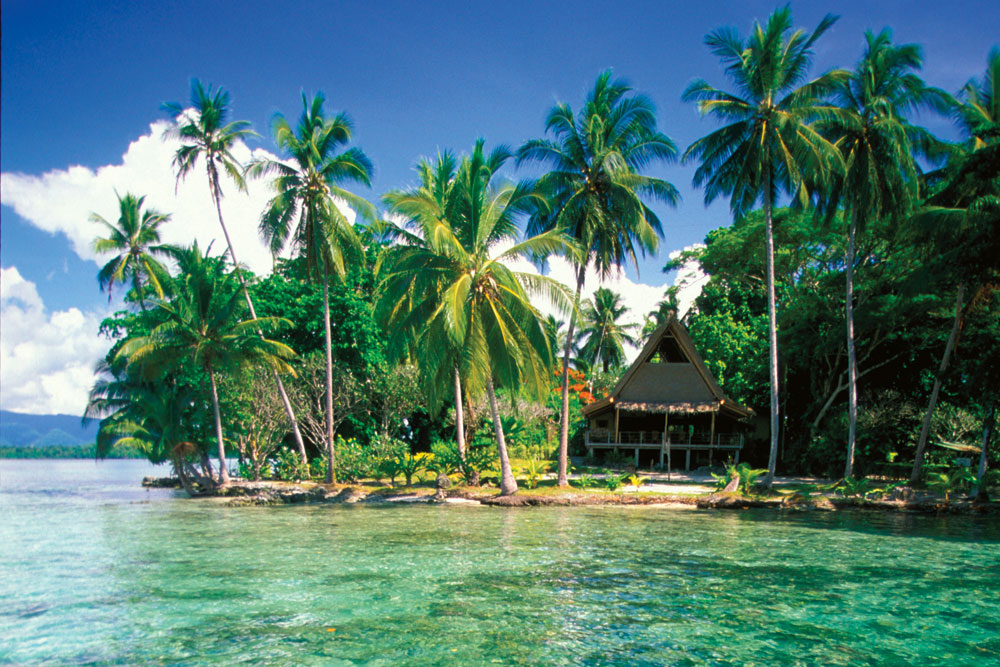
(487, 377, 518, 496)
(208, 170, 308, 464)
(911, 284, 966, 484)
(454, 366, 466, 460)
(322, 274, 338, 484)
(207, 363, 230, 485)
(972, 401, 995, 499)
(557, 265, 586, 487)
(844, 209, 859, 478)
(762, 171, 781, 488)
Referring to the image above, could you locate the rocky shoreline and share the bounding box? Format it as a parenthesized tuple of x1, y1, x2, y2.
(141, 477, 1000, 514)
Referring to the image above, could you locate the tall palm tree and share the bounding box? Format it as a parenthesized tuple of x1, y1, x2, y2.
(682, 7, 844, 486)
(819, 30, 950, 478)
(579, 287, 639, 372)
(164, 80, 309, 465)
(380, 140, 572, 495)
(117, 244, 296, 484)
(250, 93, 376, 483)
(92, 192, 172, 309)
(378, 151, 471, 458)
(517, 70, 679, 486)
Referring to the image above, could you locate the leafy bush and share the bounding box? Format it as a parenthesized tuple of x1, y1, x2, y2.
(838, 476, 871, 499)
(520, 458, 547, 489)
(573, 474, 597, 489)
(271, 447, 308, 481)
(430, 439, 497, 485)
(627, 474, 646, 492)
(927, 468, 977, 501)
(604, 472, 623, 492)
(711, 462, 767, 495)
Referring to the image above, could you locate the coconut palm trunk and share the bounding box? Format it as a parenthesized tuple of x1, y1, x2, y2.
(207, 362, 230, 484)
(207, 170, 308, 464)
(557, 266, 586, 487)
(911, 284, 966, 483)
(454, 366, 466, 459)
(762, 169, 781, 488)
(844, 209, 859, 478)
(487, 377, 518, 495)
(322, 273, 338, 484)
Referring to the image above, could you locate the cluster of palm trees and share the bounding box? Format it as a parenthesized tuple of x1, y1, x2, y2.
(86, 6, 998, 493)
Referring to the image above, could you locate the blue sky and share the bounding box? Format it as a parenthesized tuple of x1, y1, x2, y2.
(1, 0, 997, 413)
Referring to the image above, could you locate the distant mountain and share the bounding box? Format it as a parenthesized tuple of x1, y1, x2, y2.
(0, 410, 99, 447)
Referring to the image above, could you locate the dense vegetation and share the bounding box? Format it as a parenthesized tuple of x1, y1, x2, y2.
(84, 8, 998, 497)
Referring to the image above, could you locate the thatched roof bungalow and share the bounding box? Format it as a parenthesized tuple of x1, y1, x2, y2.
(582, 316, 752, 470)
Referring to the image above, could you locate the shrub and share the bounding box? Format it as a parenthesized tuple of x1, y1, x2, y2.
(272, 447, 308, 481)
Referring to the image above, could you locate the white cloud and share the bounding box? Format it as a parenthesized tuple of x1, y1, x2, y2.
(1, 267, 112, 415)
(669, 243, 708, 319)
(0, 117, 355, 276)
(508, 244, 707, 364)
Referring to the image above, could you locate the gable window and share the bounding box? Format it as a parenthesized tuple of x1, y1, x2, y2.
(648, 336, 688, 363)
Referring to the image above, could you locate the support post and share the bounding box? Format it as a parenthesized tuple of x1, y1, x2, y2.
(709, 411, 717, 467)
(614, 407, 620, 446)
(635, 448, 639, 468)
(665, 412, 671, 480)
(685, 448, 691, 471)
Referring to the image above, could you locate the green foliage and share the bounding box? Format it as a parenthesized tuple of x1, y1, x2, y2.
(430, 439, 497, 485)
(573, 473, 597, 489)
(520, 458, 547, 489)
(927, 468, 977, 501)
(271, 447, 308, 481)
(603, 473, 624, 492)
(395, 453, 426, 486)
(838, 476, 872, 499)
(712, 463, 768, 495)
(627, 474, 646, 492)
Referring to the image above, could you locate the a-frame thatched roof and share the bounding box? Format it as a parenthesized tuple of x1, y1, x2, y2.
(582, 315, 752, 420)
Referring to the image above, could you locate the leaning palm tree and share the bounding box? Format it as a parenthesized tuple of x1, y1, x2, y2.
(250, 93, 377, 483)
(117, 243, 296, 484)
(818, 30, 951, 478)
(517, 70, 679, 486)
(579, 287, 639, 372)
(92, 192, 172, 309)
(163, 80, 309, 465)
(683, 6, 844, 486)
(380, 140, 573, 495)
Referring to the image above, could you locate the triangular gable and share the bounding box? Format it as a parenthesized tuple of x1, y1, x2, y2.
(582, 315, 752, 418)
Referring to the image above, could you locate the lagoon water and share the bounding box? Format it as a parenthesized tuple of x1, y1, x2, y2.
(1, 459, 999, 665)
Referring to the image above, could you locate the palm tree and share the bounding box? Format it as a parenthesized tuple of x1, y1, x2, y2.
(955, 47, 1000, 150)
(378, 151, 471, 458)
(380, 140, 572, 495)
(909, 49, 1000, 484)
(250, 93, 376, 483)
(117, 243, 296, 484)
(818, 30, 951, 478)
(579, 287, 639, 372)
(682, 7, 844, 486)
(164, 80, 310, 466)
(85, 363, 216, 495)
(92, 192, 172, 309)
(517, 70, 679, 487)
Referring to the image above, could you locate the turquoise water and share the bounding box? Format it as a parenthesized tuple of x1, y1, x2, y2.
(2, 460, 999, 665)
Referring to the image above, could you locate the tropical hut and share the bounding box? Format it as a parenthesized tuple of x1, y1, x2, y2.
(582, 316, 752, 470)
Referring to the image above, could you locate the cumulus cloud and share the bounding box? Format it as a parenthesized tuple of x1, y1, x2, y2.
(668, 243, 708, 319)
(1, 267, 112, 415)
(0, 117, 356, 276)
